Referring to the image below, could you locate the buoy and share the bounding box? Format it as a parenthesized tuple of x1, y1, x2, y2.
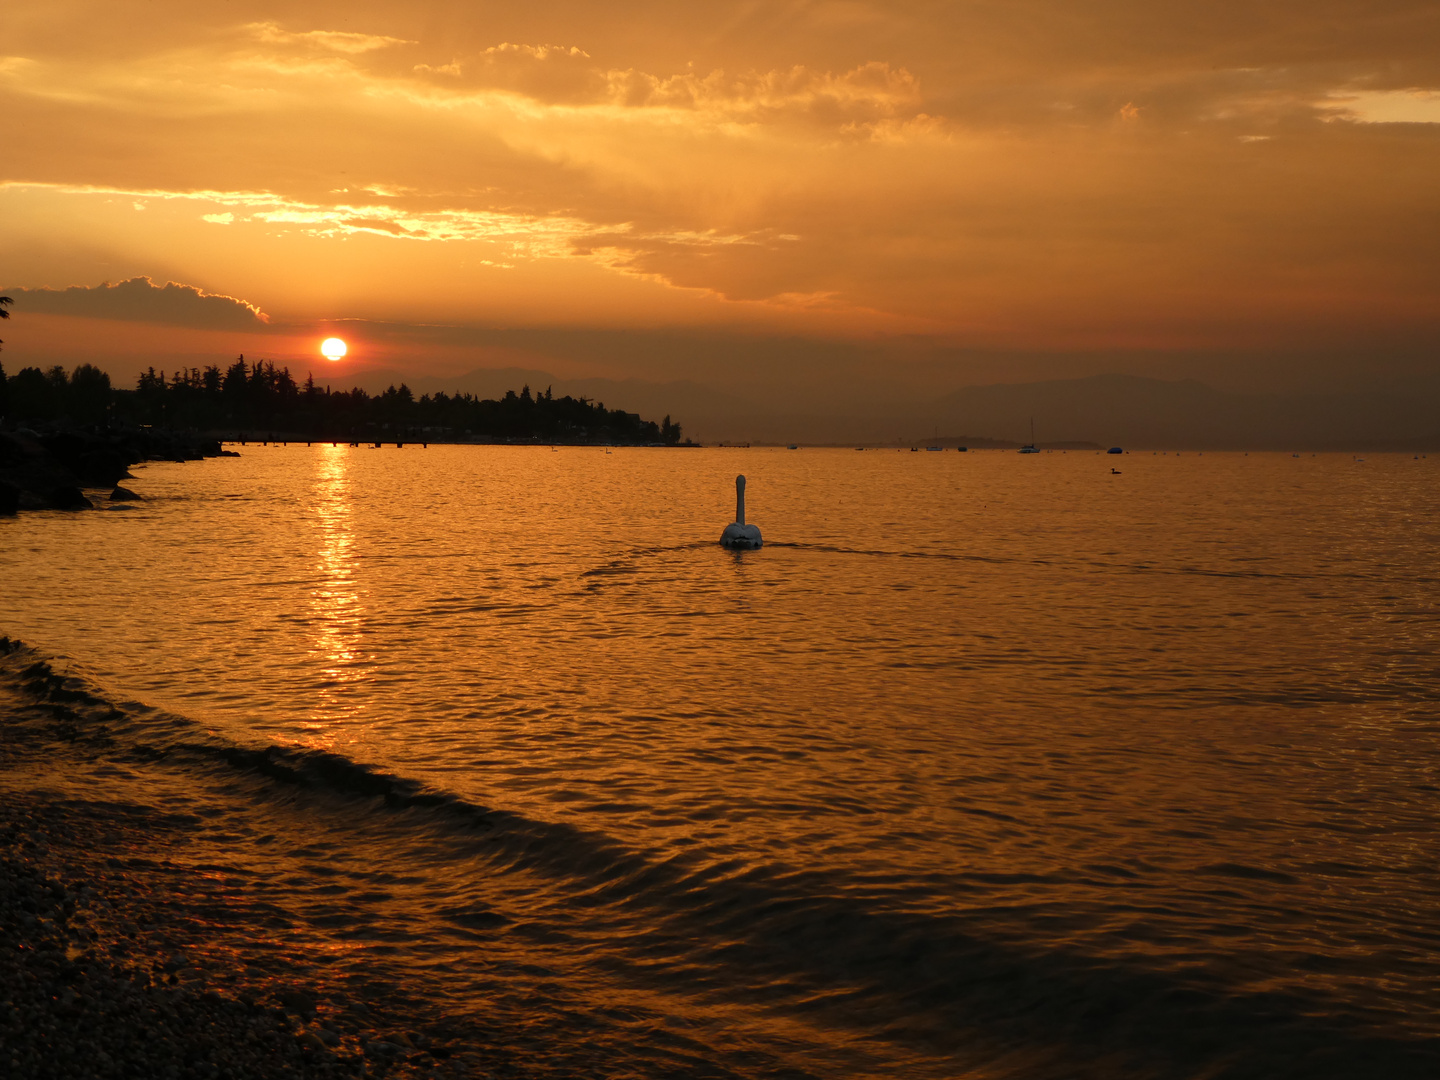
(719, 474, 763, 549)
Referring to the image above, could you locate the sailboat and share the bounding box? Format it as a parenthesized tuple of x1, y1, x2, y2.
(1019, 417, 1040, 453)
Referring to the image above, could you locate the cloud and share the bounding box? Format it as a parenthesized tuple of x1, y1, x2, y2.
(599, 61, 921, 124)
(1328, 88, 1440, 124)
(247, 22, 415, 55)
(3, 181, 791, 300)
(2, 277, 270, 329)
(399, 40, 922, 128)
(484, 43, 591, 61)
(4, 4, 1440, 358)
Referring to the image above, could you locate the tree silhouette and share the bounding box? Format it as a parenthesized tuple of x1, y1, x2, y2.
(2, 351, 686, 442)
(0, 295, 11, 351)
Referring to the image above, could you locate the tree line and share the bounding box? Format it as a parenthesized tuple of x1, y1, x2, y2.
(0, 357, 686, 445)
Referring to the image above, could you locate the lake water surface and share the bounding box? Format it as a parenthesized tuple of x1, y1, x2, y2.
(3, 445, 1438, 1078)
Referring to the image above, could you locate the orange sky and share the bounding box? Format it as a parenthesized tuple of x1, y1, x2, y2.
(3, 2, 1439, 430)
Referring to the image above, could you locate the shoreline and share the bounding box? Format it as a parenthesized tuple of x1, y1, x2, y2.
(1, 734, 481, 1078)
(0, 426, 711, 516)
(0, 427, 230, 517)
(0, 642, 624, 1080)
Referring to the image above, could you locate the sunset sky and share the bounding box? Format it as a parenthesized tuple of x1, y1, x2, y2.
(4, 2, 1439, 435)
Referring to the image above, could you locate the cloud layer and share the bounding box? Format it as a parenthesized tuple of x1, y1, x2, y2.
(3, 277, 269, 329)
(1, 1, 1437, 393)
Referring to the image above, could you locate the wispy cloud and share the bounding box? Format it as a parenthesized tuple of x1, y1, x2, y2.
(1325, 88, 1440, 124)
(0, 181, 783, 292)
(600, 61, 920, 121)
(483, 43, 591, 61)
(247, 22, 415, 55)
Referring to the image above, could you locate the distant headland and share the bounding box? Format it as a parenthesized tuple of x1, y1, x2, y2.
(0, 359, 693, 514)
(0, 358, 690, 447)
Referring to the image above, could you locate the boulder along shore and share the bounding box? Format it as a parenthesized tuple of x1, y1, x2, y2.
(0, 428, 236, 515)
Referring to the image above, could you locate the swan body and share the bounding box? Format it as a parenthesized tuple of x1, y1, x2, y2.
(720, 522, 762, 548)
(720, 474, 763, 549)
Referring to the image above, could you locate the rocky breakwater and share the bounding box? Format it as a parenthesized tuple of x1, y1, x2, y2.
(0, 429, 229, 515)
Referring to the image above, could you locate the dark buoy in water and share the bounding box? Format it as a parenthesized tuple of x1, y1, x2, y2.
(720, 474, 762, 549)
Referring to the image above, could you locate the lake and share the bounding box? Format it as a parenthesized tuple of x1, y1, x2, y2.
(2, 444, 1438, 1078)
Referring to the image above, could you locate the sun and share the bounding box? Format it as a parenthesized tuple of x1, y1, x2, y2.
(320, 337, 347, 361)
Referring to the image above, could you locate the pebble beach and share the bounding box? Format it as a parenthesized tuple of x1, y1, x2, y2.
(0, 641, 629, 1080)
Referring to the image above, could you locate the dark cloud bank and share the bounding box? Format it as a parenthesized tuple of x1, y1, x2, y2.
(2, 278, 269, 330)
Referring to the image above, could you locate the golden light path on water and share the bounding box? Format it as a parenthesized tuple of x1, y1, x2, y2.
(306, 442, 364, 737)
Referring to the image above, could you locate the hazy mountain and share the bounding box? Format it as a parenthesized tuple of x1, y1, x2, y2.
(322, 366, 1439, 449)
(935, 374, 1440, 451)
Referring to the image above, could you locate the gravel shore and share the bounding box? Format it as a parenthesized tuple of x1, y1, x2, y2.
(0, 790, 505, 1080)
(0, 643, 632, 1080)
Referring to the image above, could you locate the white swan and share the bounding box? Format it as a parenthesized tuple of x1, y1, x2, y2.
(719, 474, 763, 549)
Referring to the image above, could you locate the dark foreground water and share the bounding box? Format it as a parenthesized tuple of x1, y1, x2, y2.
(2, 445, 1438, 1078)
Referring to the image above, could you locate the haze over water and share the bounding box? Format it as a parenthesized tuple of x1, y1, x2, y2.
(3, 446, 1439, 1078)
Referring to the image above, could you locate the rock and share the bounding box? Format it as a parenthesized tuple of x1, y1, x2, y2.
(0, 428, 237, 515)
(315, 1027, 342, 1047)
(2, 434, 84, 499)
(49, 486, 93, 510)
(110, 486, 142, 501)
(75, 449, 133, 487)
(37, 434, 130, 487)
(277, 988, 317, 1019)
(0, 480, 19, 516)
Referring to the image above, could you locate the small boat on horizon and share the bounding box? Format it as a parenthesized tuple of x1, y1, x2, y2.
(1019, 417, 1040, 453)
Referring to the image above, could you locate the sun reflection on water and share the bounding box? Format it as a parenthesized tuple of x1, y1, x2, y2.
(306, 444, 365, 737)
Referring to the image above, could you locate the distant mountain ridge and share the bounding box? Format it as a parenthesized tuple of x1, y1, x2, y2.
(936, 373, 1440, 451)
